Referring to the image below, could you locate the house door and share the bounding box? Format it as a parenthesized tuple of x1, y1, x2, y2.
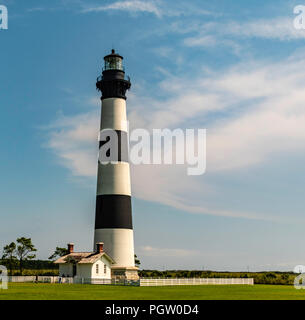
(73, 264, 77, 277)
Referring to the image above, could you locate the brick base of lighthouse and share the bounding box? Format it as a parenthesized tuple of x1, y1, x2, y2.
(111, 266, 139, 281)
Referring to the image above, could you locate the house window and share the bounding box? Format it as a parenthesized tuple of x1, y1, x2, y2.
(104, 264, 107, 274)
(96, 264, 99, 274)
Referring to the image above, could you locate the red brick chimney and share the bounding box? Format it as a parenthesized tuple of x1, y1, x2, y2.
(96, 242, 104, 253)
(67, 243, 74, 254)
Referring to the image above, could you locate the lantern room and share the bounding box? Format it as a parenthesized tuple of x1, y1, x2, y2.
(104, 49, 124, 71)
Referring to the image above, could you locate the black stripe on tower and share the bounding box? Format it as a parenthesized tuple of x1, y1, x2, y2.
(99, 129, 129, 163)
(95, 195, 133, 229)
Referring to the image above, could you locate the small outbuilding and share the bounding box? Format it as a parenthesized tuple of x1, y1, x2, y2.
(55, 243, 114, 280)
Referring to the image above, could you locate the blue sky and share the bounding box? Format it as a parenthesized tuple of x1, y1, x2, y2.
(1, 0, 305, 271)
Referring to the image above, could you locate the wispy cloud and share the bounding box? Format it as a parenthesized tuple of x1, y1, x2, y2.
(223, 17, 305, 41)
(183, 17, 305, 49)
(81, 0, 162, 17)
(45, 111, 99, 177)
(44, 52, 305, 221)
(80, 0, 213, 18)
(27, 7, 47, 13)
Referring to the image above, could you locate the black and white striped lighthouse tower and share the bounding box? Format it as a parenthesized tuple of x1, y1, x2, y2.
(94, 50, 138, 280)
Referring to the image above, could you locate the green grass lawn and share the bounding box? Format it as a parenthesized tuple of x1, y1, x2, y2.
(0, 283, 305, 300)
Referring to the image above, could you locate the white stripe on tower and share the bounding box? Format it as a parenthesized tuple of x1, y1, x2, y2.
(94, 50, 135, 268)
(97, 163, 131, 196)
(100, 98, 128, 131)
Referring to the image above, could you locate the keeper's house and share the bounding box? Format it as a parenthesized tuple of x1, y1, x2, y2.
(55, 243, 114, 280)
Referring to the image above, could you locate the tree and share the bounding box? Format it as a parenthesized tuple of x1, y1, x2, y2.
(48, 247, 69, 261)
(134, 254, 141, 268)
(16, 237, 37, 274)
(2, 242, 17, 275)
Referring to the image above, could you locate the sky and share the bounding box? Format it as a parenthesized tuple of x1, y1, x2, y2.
(1, 0, 305, 271)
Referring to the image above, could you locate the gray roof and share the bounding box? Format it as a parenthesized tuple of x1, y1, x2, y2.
(54, 252, 115, 265)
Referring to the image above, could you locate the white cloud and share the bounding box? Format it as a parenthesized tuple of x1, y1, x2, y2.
(183, 17, 305, 49)
(80, 0, 213, 18)
(45, 53, 305, 221)
(27, 7, 46, 12)
(82, 0, 162, 17)
(128, 55, 305, 172)
(184, 35, 217, 47)
(223, 17, 305, 41)
(130, 164, 272, 220)
(46, 111, 99, 177)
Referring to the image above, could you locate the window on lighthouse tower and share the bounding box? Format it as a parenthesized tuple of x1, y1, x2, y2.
(104, 50, 123, 71)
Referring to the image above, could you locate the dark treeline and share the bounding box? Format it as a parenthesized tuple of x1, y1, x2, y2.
(0, 259, 58, 275)
(139, 270, 295, 285)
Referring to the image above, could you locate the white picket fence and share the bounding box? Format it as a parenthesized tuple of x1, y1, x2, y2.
(8, 276, 254, 286)
(8, 276, 36, 282)
(73, 278, 112, 285)
(8, 276, 131, 285)
(140, 278, 254, 286)
(8, 276, 73, 284)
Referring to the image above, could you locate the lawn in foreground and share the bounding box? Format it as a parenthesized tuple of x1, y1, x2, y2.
(1, 283, 305, 300)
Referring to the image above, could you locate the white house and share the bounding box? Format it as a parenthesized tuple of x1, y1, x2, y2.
(55, 243, 114, 281)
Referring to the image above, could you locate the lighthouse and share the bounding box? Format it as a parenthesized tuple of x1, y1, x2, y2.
(94, 50, 138, 280)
